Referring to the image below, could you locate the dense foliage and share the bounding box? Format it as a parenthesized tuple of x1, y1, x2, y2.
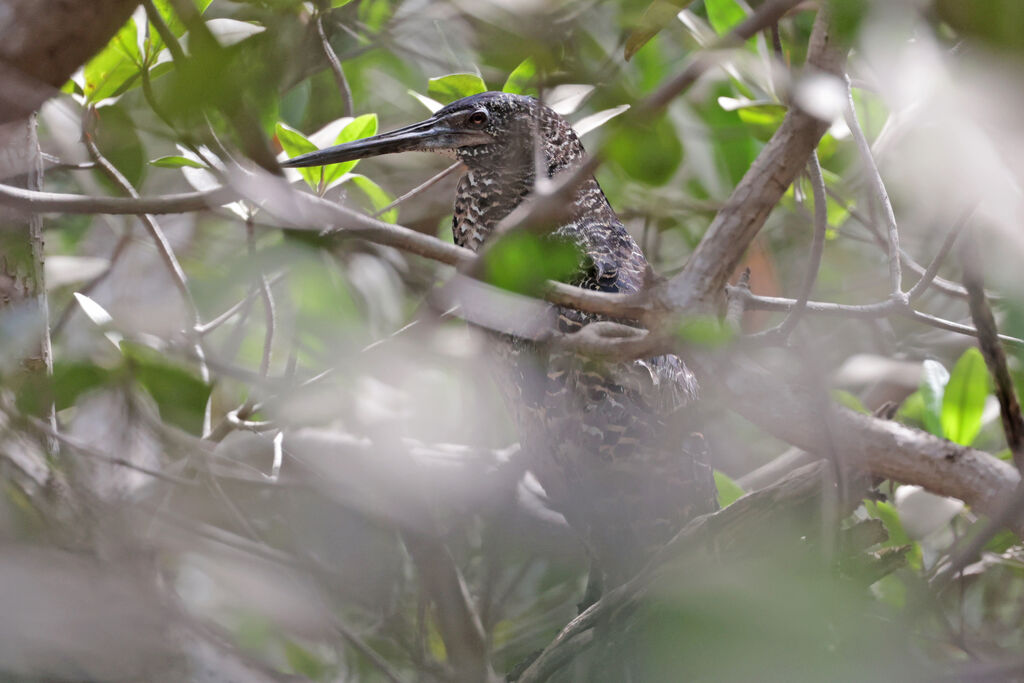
(4, 0, 1024, 680)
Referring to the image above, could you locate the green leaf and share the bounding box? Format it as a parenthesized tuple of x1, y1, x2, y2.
(51, 363, 115, 412)
(427, 73, 488, 105)
(714, 470, 744, 507)
(919, 359, 950, 438)
(863, 500, 911, 548)
(484, 233, 581, 295)
(502, 58, 537, 96)
(276, 122, 321, 189)
(704, 0, 747, 35)
(735, 103, 787, 141)
(676, 316, 733, 348)
(322, 114, 378, 185)
(122, 341, 212, 435)
(84, 15, 143, 102)
(149, 155, 206, 169)
(349, 174, 397, 223)
(624, 0, 699, 61)
(941, 347, 989, 445)
(332, 0, 356, 5)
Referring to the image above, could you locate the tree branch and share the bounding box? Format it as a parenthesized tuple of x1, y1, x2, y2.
(661, 8, 848, 312)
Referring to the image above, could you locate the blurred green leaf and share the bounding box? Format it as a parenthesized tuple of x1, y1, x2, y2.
(714, 470, 744, 507)
(828, 0, 869, 43)
(122, 341, 212, 435)
(704, 0, 747, 35)
(427, 73, 488, 105)
(896, 390, 925, 427)
(502, 58, 538, 96)
(606, 114, 682, 185)
(51, 363, 115, 412)
(484, 233, 581, 295)
(322, 113, 378, 185)
(937, 0, 1024, 53)
(831, 390, 868, 414)
(149, 155, 206, 169)
(349, 173, 397, 223)
(676, 316, 733, 348)
(919, 359, 949, 438)
(625, 0, 698, 61)
(358, 0, 392, 32)
(84, 15, 142, 102)
(941, 347, 989, 446)
(276, 122, 321, 189)
(283, 640, 327, 679)
(332, 0, 356, 5)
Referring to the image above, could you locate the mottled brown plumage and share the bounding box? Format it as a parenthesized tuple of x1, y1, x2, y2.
(284, 91, 718, 586)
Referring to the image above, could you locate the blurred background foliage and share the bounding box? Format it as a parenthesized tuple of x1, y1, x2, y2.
(4, 0, 1024, 680)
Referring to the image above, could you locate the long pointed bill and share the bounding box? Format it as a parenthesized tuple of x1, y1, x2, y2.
(281, 116, 487, 168)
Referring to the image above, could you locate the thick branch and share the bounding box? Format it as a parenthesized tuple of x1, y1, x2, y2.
(0, 0, 140, 123)
(661, 9, 847, 312)
(709, 357, 1022, 534)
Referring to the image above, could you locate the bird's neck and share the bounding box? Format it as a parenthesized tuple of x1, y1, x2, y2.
(452, 125, 598, 252)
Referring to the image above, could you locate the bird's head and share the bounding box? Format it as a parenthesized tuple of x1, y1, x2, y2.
(281, 91, 581, 173)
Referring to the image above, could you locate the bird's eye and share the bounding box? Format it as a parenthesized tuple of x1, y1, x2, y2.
(467, 110, 488, 127)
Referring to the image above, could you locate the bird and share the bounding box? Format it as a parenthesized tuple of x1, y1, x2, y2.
(282, 91, 718, 591)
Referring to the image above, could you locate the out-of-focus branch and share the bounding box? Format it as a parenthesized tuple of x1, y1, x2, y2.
(402, 532, 496, 682)
(0, 0, 139, 123)
(0, 181, 233, 214)
(515, 461, 830, 682)
(661, 8, 847, 312)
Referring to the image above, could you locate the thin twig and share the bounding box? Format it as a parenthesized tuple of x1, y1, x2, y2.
(372, 161, 462, 218)
(638, 0, 805, 115)
(843, 74, 904, 302)
(195, 272, 286, 335)
(18, 413, 196, 487)
(960, 235, 1024, 467)
(827, 186, 974, 301)
(906, 207, 974, 302)
(142, 0, 186, 64)
(26, 115, 58, 456)
(776, 151, 827, 338)
(82, 108, 211, 395)
(52, 228, 133, 337)
(315, 11, 354, 117)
